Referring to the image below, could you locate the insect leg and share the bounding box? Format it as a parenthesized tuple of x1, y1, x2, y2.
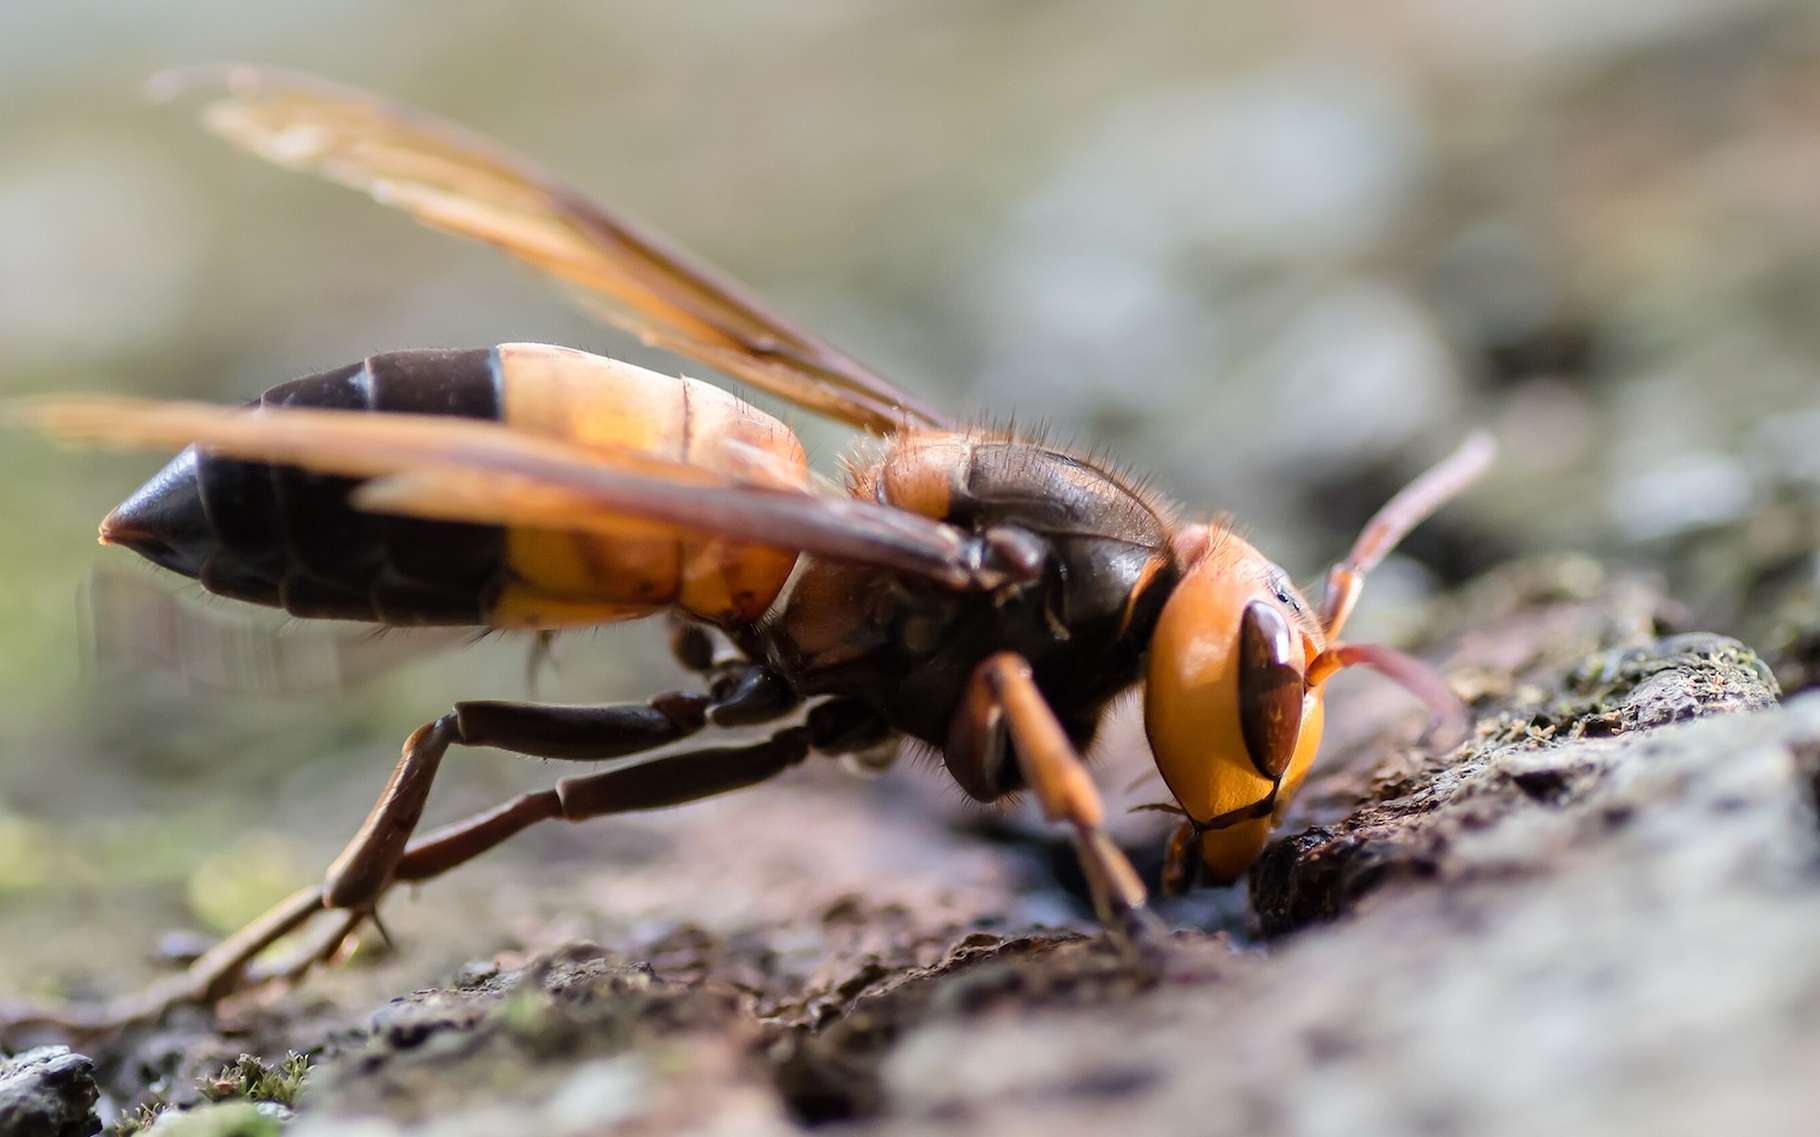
(391, 724, 812, 885)
(947, 652, 1166, 951)
(245, 909, 367, 989)
(274, 722, 817, 982)
(389, 701, 884, 892)
(262, 725, 818, 998)
(1160, 818, 1203, 897)
(668, 617, 718, 672)
(321, 692, 702, 910)
(324, 663, 797, 912)
(0, 717, 822, 1035)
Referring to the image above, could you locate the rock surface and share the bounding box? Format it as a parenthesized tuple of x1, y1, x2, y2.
(0, 1046, 100, 1137)
(7, 559, 1818, 1135)
(880, 655, 1815, 1137)
(8, 7, 1820, 1134)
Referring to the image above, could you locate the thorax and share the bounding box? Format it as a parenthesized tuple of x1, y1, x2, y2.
(761, 430, 1181, 748)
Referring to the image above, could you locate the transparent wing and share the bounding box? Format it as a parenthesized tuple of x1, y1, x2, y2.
(151, 64, 951, 435)
(82, 566, 476, 697)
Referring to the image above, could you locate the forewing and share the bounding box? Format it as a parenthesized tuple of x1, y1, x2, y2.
(21, 396, 996, 590)
(151, 64, 950, 434)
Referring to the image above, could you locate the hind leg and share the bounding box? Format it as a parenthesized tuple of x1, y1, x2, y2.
(247, 718, 824, 988)
(328, 657, 794, 907)
(0, 669, 803, 1034)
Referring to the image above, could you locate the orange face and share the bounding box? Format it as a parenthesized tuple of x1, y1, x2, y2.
(1144, 529, 1328, 882)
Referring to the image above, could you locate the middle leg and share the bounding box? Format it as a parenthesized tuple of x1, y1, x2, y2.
(946, 652, 1165, 950)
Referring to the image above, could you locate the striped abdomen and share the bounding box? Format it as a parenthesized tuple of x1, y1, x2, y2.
(101, 344, 809, 628)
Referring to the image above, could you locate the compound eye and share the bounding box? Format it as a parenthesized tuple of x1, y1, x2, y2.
(1238, 599, 1304, 780)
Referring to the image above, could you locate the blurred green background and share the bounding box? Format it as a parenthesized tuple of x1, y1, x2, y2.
(6, 0, 1820, 1001)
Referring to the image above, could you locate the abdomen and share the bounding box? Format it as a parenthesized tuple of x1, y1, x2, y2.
(102, 344, 808, 628)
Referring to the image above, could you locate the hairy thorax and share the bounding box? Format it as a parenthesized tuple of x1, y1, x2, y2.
(761, 429, 1184, 750)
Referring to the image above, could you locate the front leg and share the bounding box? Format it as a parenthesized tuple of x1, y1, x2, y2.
(946, 652, 1166, 953)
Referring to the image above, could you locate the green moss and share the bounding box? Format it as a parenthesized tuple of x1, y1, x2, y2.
(1479, 633, 1779, 753)
(108, 1056, 305, 1137)
(109, 1094, 169, 1136)
(197, 1052, 311, 1109)
(1555, 634, 1776, 724)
